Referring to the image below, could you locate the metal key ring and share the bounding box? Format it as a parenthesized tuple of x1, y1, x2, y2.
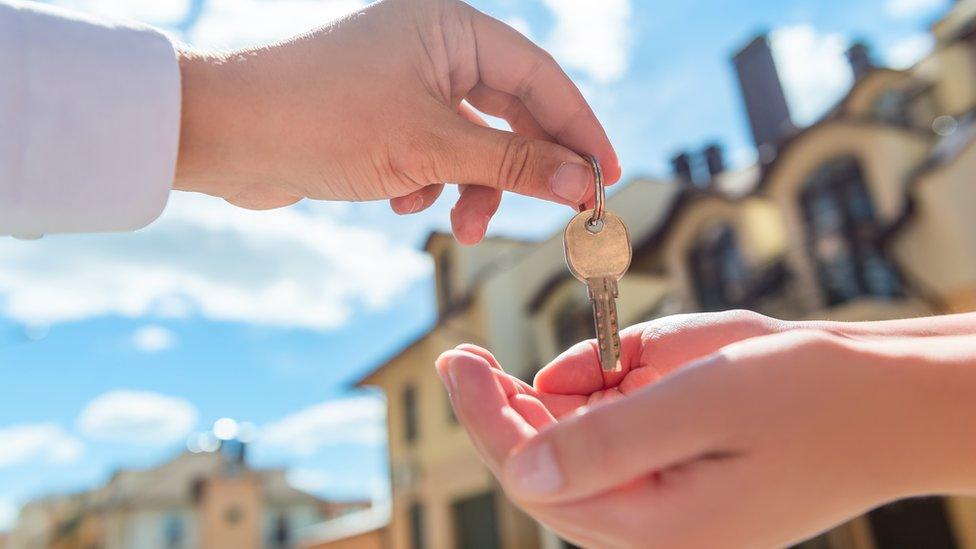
(582, 154, 605, 232)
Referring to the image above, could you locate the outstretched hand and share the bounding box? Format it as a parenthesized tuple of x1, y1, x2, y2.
(436, 311, 975, 548)
(175, 0, 619, 245)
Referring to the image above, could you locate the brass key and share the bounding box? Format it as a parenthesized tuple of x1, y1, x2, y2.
(563, 156, 632, 372)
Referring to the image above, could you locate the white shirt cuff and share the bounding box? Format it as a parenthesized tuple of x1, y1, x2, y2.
(0, 1, 181, 236)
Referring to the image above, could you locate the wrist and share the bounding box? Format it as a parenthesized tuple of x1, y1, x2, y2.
(857, 336, 976, 497)
(174, 48, 256, 196)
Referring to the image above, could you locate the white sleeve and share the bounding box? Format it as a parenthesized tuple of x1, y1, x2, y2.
(0, 0, 181, 237)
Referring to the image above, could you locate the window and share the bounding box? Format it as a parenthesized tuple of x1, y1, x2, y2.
(867, 497, 956, 548)
(452, 492, 500, 549)
(688, 223, 749, 311)
(403, 384, 419, 443)
(409, 502, 426, 549)
(553, 297, 593, 351)
(447, 391, 458, 424)
(272, 513, 290, 549)
(872, 90, 910, 126)
(163, 513, 184, 549)
(800, 158, 901, 306)
(871, 86, 938, 129)
(224, 505, 244, 525)
(437, 251, 454, 313)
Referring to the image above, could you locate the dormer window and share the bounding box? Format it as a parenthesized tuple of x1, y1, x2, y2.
(800, 158, 901, 306)
(871, 85, 939, 129)
(437, 251, 454, 314)
(688, 223, 749, 311)
(872, 90, 909, 126)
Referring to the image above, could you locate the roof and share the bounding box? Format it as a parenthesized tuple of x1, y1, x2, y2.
(758, 117, 932, 191)
(880, 108, 976, 245)
(297, 507, 390, 545)
(422, 231, 532, 253)
(25, 451, 337, 515)
(355, 290, 476, 387)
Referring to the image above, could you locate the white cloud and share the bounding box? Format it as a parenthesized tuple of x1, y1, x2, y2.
(45, 0, 366, 48)
(45, 0, 192, 25)
(0, 423, 83, 469)
(771, 25, 854, 126)
(541, 0, 633, 84)
(77, 390, 198, 446)
(189, 0, 367, 49)
(885, 33, 935, 69)
(0, 194, 431, 330)
(287, 468, 333, 493)
(886, 0, 949, 20)
(256, 395, 386, 457)
(132, 325, 177, 353)
(0, 497, 18, 532)
(287, 468, 389, 503)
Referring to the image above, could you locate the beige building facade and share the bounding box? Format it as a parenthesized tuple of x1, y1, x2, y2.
(7, 444, 368, 549)
(357, 2, 976, 548)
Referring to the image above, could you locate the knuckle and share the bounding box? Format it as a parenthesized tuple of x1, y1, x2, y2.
(789, 328, 846, 352)
(513, 55, 548, 100)
(388, 131, 450, 186)
(497, 137, 536, 193)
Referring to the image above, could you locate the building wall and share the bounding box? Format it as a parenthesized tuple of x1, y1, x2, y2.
(264, 504, 326, 548)
(893, 139, 976, 308)
(103, 508, 196, 549)
(197, 474, 263, 549)
(371, 312, 541, 549)
(304, 529, 385, 549)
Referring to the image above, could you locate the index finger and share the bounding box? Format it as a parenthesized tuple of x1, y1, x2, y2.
(471, 11, 621, 184)
(435, 350, 536, 473)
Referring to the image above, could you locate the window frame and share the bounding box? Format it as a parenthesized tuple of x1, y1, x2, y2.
(799, 157, 902, 306)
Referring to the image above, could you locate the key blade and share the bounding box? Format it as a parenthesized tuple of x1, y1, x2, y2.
(587, 277, 622, 373)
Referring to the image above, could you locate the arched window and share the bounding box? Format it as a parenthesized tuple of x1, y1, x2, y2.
(800, 158, 901, 306)
(688, 223, 749, 311)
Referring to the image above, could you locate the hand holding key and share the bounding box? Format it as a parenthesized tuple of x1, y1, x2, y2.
(174, 0, 620, 245)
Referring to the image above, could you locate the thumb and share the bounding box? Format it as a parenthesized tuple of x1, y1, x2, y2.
(502, 353, 733, 504)
(444, 121, 596, 206)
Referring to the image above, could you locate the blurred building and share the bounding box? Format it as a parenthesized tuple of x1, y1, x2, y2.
(355, 1, 976, 548)
(297, 507, 390, 549)
(6, 441, 369, 549)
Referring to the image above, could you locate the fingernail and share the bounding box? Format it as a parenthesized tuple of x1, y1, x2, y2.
(550, 163, 590, 203)
(408, 196, 424, 214)
(436, 355, 458, 393)
(479, 214, 491, 237)
(447, 364, 459, 393)
(506, 442, 563, 496)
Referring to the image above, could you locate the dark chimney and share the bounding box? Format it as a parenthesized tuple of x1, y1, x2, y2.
(733, 34, 794, 164)
(671, 152, 694, 185)
(703, 143, 725, 179)
(846, 42, 874, 80)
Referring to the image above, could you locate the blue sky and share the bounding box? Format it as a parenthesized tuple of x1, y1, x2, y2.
(0, 0, 951, 530)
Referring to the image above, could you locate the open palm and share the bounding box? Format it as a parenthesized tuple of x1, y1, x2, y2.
(436, 311, 942, 548)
